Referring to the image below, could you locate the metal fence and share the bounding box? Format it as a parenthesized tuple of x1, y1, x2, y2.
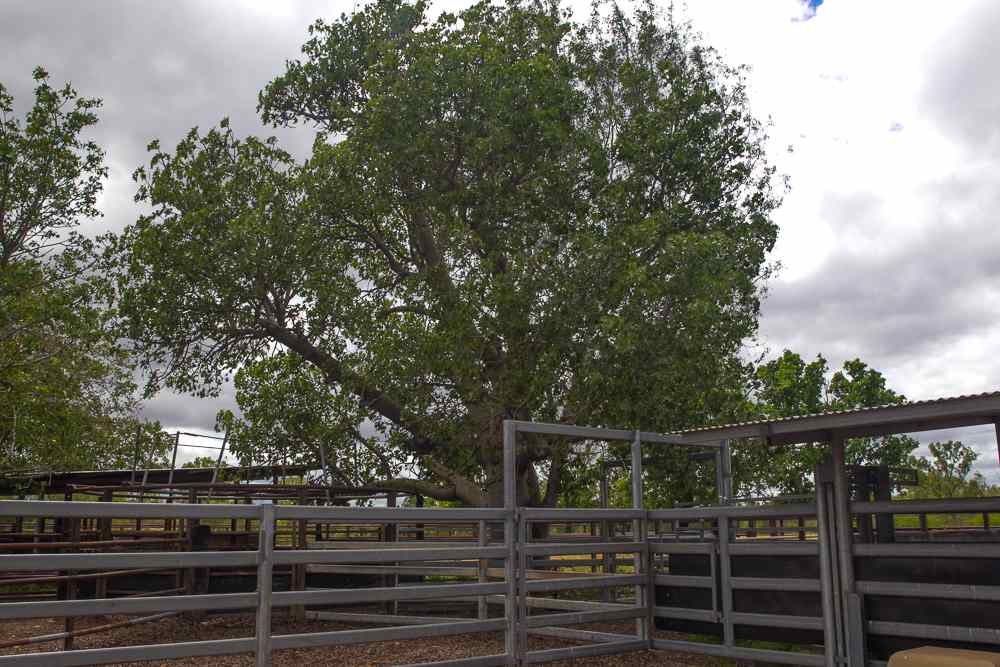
(0, 420, 999, 666)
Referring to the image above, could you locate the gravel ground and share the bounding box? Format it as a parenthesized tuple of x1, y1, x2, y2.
(0, 613, 735, 666)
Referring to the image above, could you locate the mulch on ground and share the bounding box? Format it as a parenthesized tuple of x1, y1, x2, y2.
(0, 613, 735, 666)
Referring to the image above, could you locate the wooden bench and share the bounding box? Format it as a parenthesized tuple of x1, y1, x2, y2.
(890, 647, 1000, 666)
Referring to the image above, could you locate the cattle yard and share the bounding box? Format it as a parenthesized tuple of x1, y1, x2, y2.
(1, 393, 1000, 666)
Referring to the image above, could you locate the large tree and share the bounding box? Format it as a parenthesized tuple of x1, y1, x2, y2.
(112, 0, 780, 506)
(0, 68, 161, 473)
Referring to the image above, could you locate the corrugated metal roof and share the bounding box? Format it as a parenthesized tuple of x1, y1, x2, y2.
(670, 391, 1000, 441)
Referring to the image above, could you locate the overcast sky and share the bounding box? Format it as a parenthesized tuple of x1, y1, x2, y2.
(4, 0, 999, 476)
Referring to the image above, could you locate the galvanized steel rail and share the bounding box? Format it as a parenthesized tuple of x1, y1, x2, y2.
(2, 420, 999, 666)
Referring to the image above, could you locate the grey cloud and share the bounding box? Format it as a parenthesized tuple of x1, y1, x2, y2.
(138, 380, 239, 433)
(922, 1, 1000, 159)
(2, 1, 325, 236)
(762, 181, 1000, 365)
(760, 2, 1000, 482)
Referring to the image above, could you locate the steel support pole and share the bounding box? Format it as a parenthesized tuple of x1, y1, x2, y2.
(630, 431, 648, 642)
(166, 432, 180, 520)
(599, 464, 613, 602)
(720, 440, 733, 505)
(502, 420, 519, 665)
(815, 476, 838, 667)
(715, 450, 724, 506)
(825, 484, 846, 660)
(517, 512, 528, 658)
(995, 420, 1000, 467)
(208, 430, 228, 502)
(830, 435, 861, 665)
(130, 424, 142, 485)
(478, 519, 488, 620)
(718, 511, 734, 646)
(255, 505, 275, 667)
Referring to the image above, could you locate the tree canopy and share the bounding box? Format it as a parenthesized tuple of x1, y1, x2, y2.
(0, 68, 161, 472)
(111, 0, 780, 506)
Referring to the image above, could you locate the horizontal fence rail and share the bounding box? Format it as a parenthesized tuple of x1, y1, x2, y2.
(3, 423, 1000, 667)
(2, 496, 1000, 666)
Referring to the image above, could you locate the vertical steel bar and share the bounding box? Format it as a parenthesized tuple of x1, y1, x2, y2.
(167, 431, 180, 488)
(718, 510, 734, 647)
(166, 431, 180, 531)
(385, 491, 398, 616)
(720, 440, 733, 504)
(816, 477, 838, 667)
(630, 430, 648, 641)
(130, 424, 142, 485)
(831, 435, 856, 594)
(502, 420, 518, 665)
(847, 593, 867, 666)
(292, 491, 307, 621)
(95, 491, 112, 600)
(478, 519, 488, 620)
(831, 433, 861, 665)
(208, 430, 228, 502)
(255, 505, 275, 667)
(517, 512, 528, 657)
(599, 464, 613, 602)
(826, 484, 846, 660)
(715, 450, 724, 505)
(994, 419, 1000, 467)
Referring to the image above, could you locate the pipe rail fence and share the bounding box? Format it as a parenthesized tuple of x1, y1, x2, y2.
(0, 420, 998, 666)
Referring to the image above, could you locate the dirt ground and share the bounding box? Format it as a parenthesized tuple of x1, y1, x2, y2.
(0, 612, 736, 666)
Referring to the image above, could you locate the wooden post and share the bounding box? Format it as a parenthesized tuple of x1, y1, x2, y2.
(244, 496, 253, 536)
(415, 495, 425, 541)
(874, 466, 894, 543)
(13, 494, 24, 536)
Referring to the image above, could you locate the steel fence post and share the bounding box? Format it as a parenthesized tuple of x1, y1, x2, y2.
(831, 434, 861, 664)
(718, 510, 734, 647)
(255, 504, 275, 667)
(503, 420, 520, 666)
(815, 469, 839, 667)
(630, 430, 648, 642)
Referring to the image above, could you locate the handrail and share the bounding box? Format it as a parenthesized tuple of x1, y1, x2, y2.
(852, 497, 1000, 514)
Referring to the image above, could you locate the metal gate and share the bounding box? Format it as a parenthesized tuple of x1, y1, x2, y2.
(0, 420, 998, 666)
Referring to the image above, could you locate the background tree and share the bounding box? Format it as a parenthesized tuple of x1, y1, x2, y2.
(734, 350, 919, 497)
(112, 0, 780, 506)
(904, 440, 994, 500)
(181, 455, 219, 469)
(0, 68, 161, 472)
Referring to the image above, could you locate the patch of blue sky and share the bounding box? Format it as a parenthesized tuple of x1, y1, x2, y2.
(794, 0, 825, 22)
